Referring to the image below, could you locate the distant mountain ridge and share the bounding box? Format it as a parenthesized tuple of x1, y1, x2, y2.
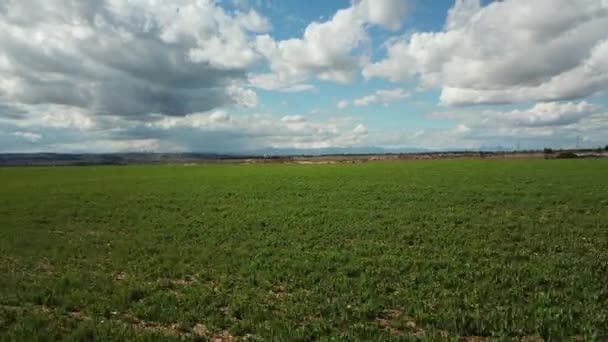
(2, 146, 605, 166)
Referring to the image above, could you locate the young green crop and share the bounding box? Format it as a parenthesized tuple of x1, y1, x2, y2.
(1, 159, 607, 340)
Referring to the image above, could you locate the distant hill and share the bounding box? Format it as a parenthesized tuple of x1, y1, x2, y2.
(1, 148, 606, 166)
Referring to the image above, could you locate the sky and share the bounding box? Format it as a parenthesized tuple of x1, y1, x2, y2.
(0, 0, 607, 153)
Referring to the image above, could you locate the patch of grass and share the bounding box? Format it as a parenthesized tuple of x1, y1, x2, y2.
(1, 159, 608, 340)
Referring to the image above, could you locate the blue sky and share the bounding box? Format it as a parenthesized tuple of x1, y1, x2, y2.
(0, 0, 607, 153)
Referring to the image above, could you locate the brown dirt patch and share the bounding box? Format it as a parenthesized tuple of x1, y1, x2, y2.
(36, 259, 55, 273)
(171, 275, 197, 286)
(460, 337, 490, 342)
(211, 331, 235, 342)
(121, 313, 180, 337)
(192, 323, 209, 337)
(113, 272, 128, 281)
(376, 309, 426, 338)
(69, 310, 92, 321)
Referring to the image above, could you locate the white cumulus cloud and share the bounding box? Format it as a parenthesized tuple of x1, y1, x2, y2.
(13, 131, 42, 142)
(352, 88, 409, 107)
(337, 100, 349, 109)
(364, 0, 608, 105)
(250, 0, 409, 91)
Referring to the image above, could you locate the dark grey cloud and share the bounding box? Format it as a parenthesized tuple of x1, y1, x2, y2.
(0, 0, 258, 118)
(0, 103, 27, 119)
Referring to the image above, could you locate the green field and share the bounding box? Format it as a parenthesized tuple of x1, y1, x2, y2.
(1, 160, 607, 341)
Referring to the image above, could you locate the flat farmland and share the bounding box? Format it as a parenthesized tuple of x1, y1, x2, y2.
(1, 159, 607, 341)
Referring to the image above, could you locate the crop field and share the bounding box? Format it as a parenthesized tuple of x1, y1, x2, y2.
(1, 159, 608, 341)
